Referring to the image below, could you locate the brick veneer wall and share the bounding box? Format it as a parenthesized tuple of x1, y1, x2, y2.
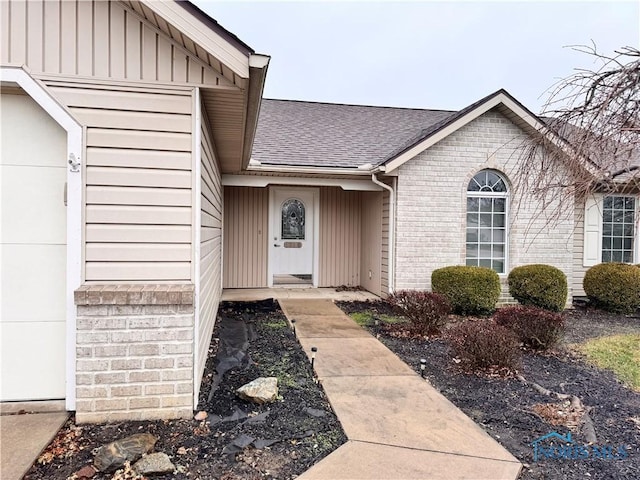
(394, 109, 574, 298)
(74, 285, 195, 423)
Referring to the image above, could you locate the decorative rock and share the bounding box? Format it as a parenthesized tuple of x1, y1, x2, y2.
(194, 410, 208, 421)
(74, 465, 96, 479)
(133, 452, 175, 475)
(93, 433, 158, 472)
(236, 377, 278, 404)
(304, 407, 326, 418)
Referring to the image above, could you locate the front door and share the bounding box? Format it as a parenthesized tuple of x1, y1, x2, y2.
(270, 188, 317, 286)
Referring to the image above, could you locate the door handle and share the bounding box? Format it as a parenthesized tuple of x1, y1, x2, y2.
(274, 244, 281, 247)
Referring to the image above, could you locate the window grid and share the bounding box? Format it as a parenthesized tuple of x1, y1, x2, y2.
(466, 171, 508, 274)
(602, 196, 635, 263)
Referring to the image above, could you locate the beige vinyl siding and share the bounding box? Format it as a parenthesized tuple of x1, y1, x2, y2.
(45, 81, 193, 282)
(196, 108, 223, 393)
(223, 187, 269, 288)
(381, 189, 391, 295)
(360, 192, 383, 296)
(0, 0, 229, 87)
(319, 188, 361, 287)
(573, 200, 587, 297)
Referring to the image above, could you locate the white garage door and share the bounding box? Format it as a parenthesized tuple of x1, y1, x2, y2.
(1, 90, 67, 401)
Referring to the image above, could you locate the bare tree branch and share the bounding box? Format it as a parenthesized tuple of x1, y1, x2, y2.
(513, 45, 640, 226)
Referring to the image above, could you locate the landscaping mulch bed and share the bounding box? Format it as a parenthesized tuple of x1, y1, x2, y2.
(337, 300, 640, 480)
(26, 299, 346, 480)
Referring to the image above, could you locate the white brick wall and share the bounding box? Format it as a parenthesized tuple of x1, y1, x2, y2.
(74, 285, 195, 423)
(394, 110, 574, 297)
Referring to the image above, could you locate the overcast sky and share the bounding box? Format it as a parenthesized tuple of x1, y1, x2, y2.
(195, 1, 639, 113)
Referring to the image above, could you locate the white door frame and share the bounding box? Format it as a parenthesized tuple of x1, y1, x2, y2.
(268, 187, 320, 287)
(1, 67, 83, 410)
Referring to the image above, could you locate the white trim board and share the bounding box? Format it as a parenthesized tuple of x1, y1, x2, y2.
(222, 174, 382, 191)
(142, 1, 250, 78)
(246, 164, 372, 176)
(192, 87, 202, 407)
(1, 66, 83, 411)
(384, 92, 596, 175)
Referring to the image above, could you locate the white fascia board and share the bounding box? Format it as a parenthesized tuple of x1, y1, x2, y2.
(142, 1, 250, 78)
(222, 174, 383, 191)
(241, 55, 271, 169)
(249, 54, 270, 68)
(499, 97, 601, 176)
(384, 93, 596, 175)
(384, 95, 505, 173)
(247, 164, 372, 176)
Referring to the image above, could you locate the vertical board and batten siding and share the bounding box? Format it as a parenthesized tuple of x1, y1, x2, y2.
(573, 200, 587, 297)
(196, 108, 223, 391)
(222, 187, 269, 288)
(45, 81, 194, 281)
(0, 0, 228, 86)
(380, 187, 391, 296)
(360, 192, 383, 296)
(319, 188, 361, 287)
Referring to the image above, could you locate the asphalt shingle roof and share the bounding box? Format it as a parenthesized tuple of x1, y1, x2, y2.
(252, 92, 639, 183)
(252, 99, 455, 168)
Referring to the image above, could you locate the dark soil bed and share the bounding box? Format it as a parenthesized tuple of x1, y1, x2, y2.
(337, 301, 640, 480)
(26, 299, 346, 480)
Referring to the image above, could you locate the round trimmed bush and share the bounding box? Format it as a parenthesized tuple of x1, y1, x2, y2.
(508, 264, 568, 312)
(431, 266, 501, 316)
(583, 263, 640, 313)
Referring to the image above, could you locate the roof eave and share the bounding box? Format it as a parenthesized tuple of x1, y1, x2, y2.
(241, 54, 271, 170)
(142, 0, 252, 78)
(382, 90, 600, 177)
(178, 1, 255, 55)
(246, 163, 374, 176)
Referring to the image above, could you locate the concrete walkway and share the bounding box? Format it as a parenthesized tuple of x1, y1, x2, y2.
(278, 299, 522, 480)
(0, 411, 69, 480)
(222, 287, 380, 302)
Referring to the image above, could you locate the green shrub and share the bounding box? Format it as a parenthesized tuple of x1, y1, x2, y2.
(445, 320, 521, 372)
(508, 264, 568, 312)
(583, 263, 640, 314)
(494, 305, 565, 350)
(431, 266, 501, 316)
(387, 290, 451, 335)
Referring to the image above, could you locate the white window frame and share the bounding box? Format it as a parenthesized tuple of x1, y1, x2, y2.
(584, 193, 638, 266)
(465, 170, 509, 275)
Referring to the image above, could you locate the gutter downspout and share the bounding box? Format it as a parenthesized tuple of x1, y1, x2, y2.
(371, 171, 395, 295)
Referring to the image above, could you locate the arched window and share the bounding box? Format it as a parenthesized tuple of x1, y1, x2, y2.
(281, 198, 306, 240)
(466, 170, 508, 273)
